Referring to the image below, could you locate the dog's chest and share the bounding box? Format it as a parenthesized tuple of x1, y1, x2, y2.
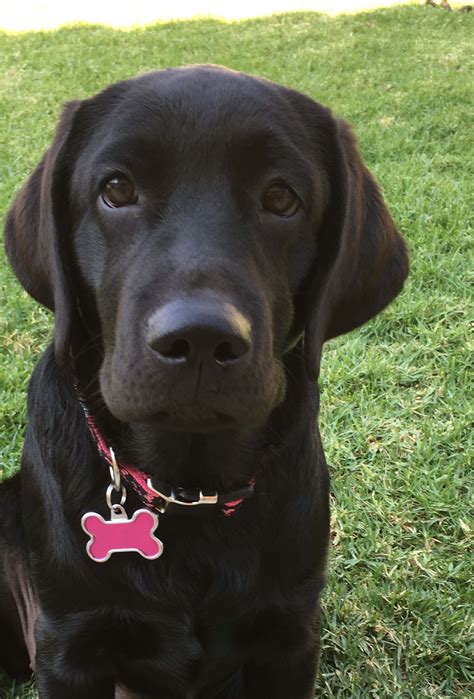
(65, 599, 256, 695)
(65, 551, 266, 693)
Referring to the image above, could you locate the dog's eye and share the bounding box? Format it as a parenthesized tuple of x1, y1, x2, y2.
(101, 177, 138, 208)
(261, 184, 300, 217)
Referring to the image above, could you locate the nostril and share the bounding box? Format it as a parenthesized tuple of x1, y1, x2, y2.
(152, 337, 191, 361)
(214, 341, 237, 364)
(214, 339, 248, 365)
(164, 338, 191, 360)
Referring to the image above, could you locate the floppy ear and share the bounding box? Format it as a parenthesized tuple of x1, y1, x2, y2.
(303, 117, 409, 380)
(4, 100, 83, 367)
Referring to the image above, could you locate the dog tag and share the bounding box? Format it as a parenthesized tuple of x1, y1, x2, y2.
(81, 506, 163, 563)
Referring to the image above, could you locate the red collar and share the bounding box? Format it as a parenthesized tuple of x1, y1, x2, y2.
(80, 397, 255, 517)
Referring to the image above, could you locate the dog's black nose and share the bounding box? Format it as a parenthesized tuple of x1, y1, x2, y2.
(147, 298, 251, 367)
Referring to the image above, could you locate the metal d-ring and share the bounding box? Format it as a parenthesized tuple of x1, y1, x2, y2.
(106, 483, 127, 509)
(108, 447, 121, 491)
(106, 447, 127, 510)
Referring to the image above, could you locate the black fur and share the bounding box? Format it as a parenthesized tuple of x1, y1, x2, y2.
(1, 66, 408, 698)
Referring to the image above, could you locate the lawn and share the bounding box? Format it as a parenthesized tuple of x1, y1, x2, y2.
(0, 4, 472, 697)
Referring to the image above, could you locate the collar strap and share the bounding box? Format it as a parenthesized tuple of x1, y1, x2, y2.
(135, 472, 254, 517)
(79, 395, 254, 517)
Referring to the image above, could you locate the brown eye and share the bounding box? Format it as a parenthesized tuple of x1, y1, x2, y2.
(261, 183, 300, 217)
(102, 177, 138, 208)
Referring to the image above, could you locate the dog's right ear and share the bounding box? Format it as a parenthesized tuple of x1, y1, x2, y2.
(4, 100, 82, 365)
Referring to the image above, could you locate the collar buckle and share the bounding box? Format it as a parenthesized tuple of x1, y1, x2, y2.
(146, 478, 219, 512)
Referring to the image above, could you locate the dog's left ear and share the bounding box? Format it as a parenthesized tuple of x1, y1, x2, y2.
(303, 116, 409, 380)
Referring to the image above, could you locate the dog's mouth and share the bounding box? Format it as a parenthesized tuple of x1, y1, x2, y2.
(142, 409, 237, 433)
(100, 350, 286, 432)
(102, 386, 275, 432)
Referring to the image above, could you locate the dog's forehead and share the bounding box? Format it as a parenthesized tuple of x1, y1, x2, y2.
(122, 66, 286, 122)
(86, 66, 304, 151)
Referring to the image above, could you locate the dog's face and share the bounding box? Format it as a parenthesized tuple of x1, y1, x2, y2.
(5, 66, 408, 433)
(71, 68, 324, 430)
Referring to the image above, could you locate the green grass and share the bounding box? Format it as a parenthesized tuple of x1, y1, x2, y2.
(1, 4, 472, 697)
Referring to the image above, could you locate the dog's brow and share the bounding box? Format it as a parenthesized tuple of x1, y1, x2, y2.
(227, 128, 315, 193)
(90, 130, 314, 190)
(92, 141, 153, 171)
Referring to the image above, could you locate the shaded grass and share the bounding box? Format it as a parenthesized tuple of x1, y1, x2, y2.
(1, 4, 472, 696)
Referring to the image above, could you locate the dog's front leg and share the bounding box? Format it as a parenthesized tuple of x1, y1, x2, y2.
(35, 613, 116, 699)
(36, 672, 115, 699)
(242, 604, 322, 699)
(245, 649, 320, 699)
(243, 645, 319, 699)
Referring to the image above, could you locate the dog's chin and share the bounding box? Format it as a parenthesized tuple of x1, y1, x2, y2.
(104, 398, 272, 434)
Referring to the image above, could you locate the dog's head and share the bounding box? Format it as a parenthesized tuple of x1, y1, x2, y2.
(5, 66, 408, 432)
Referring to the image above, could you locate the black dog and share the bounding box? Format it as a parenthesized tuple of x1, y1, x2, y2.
(0, 65, 408, 698)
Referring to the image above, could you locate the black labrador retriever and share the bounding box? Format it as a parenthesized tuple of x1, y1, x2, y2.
(0, 65, 408, 698)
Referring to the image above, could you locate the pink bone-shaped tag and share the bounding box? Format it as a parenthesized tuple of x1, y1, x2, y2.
(81, 509, 163, 563)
